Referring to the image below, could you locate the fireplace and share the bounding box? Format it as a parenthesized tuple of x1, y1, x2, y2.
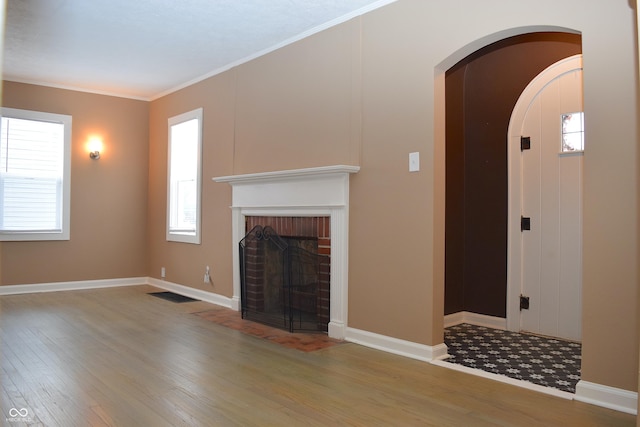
(240, 218, 330, 332)
(213, 165, 359, 339)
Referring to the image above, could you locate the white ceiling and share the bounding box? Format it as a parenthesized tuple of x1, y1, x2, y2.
(3, 0, 392, 100)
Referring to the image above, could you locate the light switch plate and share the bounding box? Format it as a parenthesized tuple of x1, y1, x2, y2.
(409, 152, 420, 172)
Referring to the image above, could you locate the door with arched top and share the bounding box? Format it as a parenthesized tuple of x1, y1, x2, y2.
(508, 55, 583, 341)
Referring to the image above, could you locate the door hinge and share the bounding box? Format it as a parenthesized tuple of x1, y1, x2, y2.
(521, 216, 531, 231)
(520, 295, 530, 310)
(520, 136, 531, 151)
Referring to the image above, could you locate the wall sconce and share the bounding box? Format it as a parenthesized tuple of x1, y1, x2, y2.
(87, 137, 103, 160)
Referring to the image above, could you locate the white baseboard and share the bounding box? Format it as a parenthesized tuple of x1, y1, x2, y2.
(345, 327, 448, 362)
(0, 277, 235, 312)
(0, 277, 148, 295)
(147, 277, 234, 309)
(575, 380, 638, 415)
(444, 311, 507, 330)
(328, 320, 346, 340)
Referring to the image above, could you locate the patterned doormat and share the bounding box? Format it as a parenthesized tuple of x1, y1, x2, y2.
(194, 308, 345, 352)
(445, 323, 581, 393)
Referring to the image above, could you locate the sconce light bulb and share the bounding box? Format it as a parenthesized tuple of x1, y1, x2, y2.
(87, 136, 103, 160)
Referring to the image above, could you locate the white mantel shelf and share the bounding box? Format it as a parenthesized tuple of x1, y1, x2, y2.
(212, 165, 360, 184)
(213, 164, 358, 340)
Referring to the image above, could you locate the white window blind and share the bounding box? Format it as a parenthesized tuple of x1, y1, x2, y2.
(167, 108, 202, 244)
(0, 108, 71, 241)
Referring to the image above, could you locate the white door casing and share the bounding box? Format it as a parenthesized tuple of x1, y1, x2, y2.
(507, 55, 583, 341)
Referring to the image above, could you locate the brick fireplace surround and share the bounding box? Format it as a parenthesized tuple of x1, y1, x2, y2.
(214, 165, 359, 339)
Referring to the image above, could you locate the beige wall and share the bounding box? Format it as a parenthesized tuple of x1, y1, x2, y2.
(637, 5, 640, 420)
(1, 82, 149, 284)
(147, 23, 363, 294)
(2, 0, 637, 394)
(149, 0, 637, 391)
(355, 0, 638, 391)
(148, 72, 236, 296)
(233, 23, 363, 173)
(577, 3, 638, 390)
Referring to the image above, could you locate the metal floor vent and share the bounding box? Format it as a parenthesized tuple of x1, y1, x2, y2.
(149, 291, 199, 303)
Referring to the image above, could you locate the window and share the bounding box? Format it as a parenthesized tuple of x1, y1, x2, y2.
(0, 108, 72, 241)
(167, 108, 202, 244)
(561, 112, 584, 152)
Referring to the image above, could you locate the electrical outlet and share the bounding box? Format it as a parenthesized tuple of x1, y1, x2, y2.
(203, 266, 210, 283)
(161, 267, 166, 278)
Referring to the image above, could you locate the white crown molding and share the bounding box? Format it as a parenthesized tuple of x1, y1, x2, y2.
(345, 327, 449, 362)
(151, 1, 399, 101)
(2, 78, 151, 101)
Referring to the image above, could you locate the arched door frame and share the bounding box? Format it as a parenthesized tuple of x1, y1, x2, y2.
(433, 26, 581, 345)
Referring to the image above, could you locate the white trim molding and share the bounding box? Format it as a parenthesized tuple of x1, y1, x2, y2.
(431, 359, 574, 400)
(0, 277, 236, 309)
(444, 311, 507, 330)
(0, 277, 148, 295)
(345, 327, 449, 362)
(575, 380, 638, 415)
(213, 165, 359, 340)
(147, 277, 234, 308)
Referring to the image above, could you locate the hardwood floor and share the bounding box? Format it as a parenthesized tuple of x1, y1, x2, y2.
(0, 285, 634, 426)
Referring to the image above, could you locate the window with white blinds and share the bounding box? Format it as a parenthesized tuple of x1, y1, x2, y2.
(167, 108, 202, 244)
(0, 108, 72, 241)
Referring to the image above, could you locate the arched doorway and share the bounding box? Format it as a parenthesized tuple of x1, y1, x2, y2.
(437, 31, 584, 394)
(443, 32, 582, 327)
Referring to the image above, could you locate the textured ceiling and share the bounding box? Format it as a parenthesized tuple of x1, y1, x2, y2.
(3, 0, 392, 100)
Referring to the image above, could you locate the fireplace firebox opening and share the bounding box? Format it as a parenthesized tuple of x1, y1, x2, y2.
(239, 216, 330, 333)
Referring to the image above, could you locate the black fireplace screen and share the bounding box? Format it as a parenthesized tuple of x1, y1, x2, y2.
(239, 225, 330, 332)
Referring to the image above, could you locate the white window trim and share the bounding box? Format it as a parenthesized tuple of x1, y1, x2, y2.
(0, 107, 72, 241)
(166, 108, 203, 244)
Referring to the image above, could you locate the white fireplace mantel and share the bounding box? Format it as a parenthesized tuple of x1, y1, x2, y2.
(213, 165, 359, 339)
(213, 165, 360, 184)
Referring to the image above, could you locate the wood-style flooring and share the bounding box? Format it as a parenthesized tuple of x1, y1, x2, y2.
(193, 307, 344, 352)
(0, 285, 634, 426)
